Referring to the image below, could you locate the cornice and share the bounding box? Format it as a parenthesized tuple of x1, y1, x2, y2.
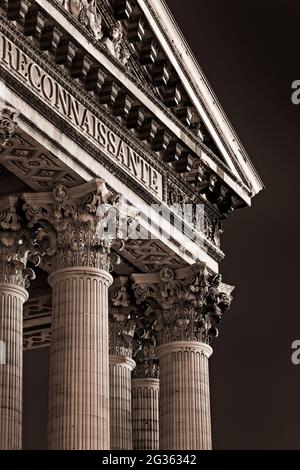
(138, 0, 264, 196)
(0, 17, 228, 214)
(28, 0, 254, 203)
(0, 18, 192, 203)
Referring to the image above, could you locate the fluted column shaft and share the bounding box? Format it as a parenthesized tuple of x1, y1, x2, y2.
(132, 378, 159, 450)
(48, 267, 112, 450)
(109, 355, 135, 450)
(0, 283, 28, 450)
(157, 341, 213, 450)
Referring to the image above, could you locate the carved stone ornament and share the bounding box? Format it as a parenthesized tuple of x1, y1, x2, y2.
(0, 102, 19, 146)
(132, 303, 159, 379)
(167, 181, 206, 235)
(0, 196, 40, 288)
(109, 276, 159, 378)
(167, 181, 190, 207)
(22, 179, 139, 272)
(60, 0, 103, 39)
(204, 212, 222, 248)
(100, 24, 131, 67)
(132, 262, 234, 345)
(109, 276, 138, 358)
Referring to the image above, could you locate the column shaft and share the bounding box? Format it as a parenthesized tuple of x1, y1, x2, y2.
(132, 378, 159, 450)
(0, 283, 28, 450)
(48, 267, 112, 450)
(109, 355, 135, 450)
(157, 341, 212, 450)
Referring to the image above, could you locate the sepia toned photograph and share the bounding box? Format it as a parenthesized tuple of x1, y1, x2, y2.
(0, 0, 298, 461)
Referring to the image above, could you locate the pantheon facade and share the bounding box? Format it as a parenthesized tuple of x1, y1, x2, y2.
(0, 0, 263, 450)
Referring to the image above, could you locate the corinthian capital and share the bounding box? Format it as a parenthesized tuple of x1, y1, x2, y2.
(109, 276, 137, 357)
(203, 274, 234, 339)
(132, 263, 234, 345)
(109, 276, 158, 376)
(0, 196, 39, 287)
(0, 102, 19, 146)
(22, 179, 138, 272)
(132, 304, 159, 379)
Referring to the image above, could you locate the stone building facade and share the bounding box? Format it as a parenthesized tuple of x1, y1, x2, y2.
(0, 0, 263, 450)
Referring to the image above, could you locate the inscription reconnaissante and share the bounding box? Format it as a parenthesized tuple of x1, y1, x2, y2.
(0, 33, 163, 198)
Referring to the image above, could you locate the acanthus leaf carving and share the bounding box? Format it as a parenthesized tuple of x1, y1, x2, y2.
(132, 262, 234, 345)
(108, 275, 159, 378)
(0, 196, 40, 288)
(22, 179, 139, 272)
(0, 102, 19, 146)
(109, 276, 138, 357)
(132, 303, 159, 379)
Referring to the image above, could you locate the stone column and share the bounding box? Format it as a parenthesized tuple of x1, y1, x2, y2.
(48, 267, 112, 450)
(132, 264, 234, 451)
(109, 355, 135, 449)
(23, 179, 130, 450)
(157, 341, 212, 450)
(132, 304, 159, 450)
(0, 282, 28, 450)
(132, 379, 159, 450)
(0, 108, 30, 449)
(109, 276, 136, 450)
(0, 195, 36, 450)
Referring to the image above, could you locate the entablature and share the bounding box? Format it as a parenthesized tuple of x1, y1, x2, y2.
(0, 0, 260, 210)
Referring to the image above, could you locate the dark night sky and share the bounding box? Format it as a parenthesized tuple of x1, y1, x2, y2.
(23, 0, 300, 450)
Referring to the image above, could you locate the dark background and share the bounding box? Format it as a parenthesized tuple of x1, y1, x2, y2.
(23, 0, 300, 450)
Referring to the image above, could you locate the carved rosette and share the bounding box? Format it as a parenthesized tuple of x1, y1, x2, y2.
(0, 104, 19, 146)
(22, 179, 138, 273)
(109, 276, 137, 358)
(132, 263, 234, 345)
(0, 196, 39, 288)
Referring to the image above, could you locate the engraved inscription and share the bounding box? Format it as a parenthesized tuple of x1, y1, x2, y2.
(0, 34, 163, 198)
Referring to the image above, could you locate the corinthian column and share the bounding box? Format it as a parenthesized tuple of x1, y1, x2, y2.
(0, 282, 27, 450)
(23, 179, 132, 450)
(109, 276, 136, 450)
(132, 264, 234, 450)
(157, 340, 212, 449)
(132, 378, 159, 450)
(109, 355, 135, 449)
(132, 304, 159, 450)
(48, 266, 112, 450)
(0, 196, 36, 450)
